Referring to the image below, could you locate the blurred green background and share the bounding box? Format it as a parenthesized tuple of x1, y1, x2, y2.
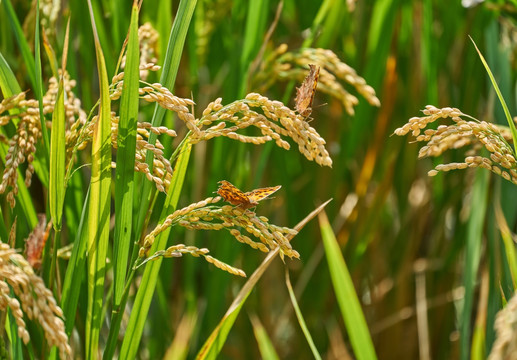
(3, 0, 517, 359)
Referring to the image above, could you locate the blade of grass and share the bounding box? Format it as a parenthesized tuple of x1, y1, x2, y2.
(470, 36, 517, 152)
(459, 169, 489, 360)
(85, 1, 113, 358)
(196, 200, 332, 360)
(60, 187, 89, 336)
(494, 199, 517, 289)
(28, 0, 53, 190)
(285, 268, 322, 360)
(47, 18, 71, 296)
(156, 0, 173, 67)
(485, 205, 503, 356)
(249, 314, 280, 360)
(113, 0, 140, 307)
(91, 1, 115, 76)
(49, 18, 70, 232)
(110, 0, 128, 48)
(471, 268, 488, 360)
(0, 51, 21, 95)
(98, 0, 141, 350)
(2, 0, 37, 90)
(119, 141, 192, 359)
(318, 210, 377, 360)
(34, 0, 50, 162)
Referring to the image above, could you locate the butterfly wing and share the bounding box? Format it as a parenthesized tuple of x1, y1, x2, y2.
(295, 64, 320, 117)
(245, 185, 281, 204)
(217, 180, 250, 206)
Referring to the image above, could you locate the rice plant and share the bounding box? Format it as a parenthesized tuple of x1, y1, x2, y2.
(1, 0, 516, 359)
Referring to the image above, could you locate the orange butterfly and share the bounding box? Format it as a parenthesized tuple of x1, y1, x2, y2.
(295, 64, 320, 118)
(217, 180, 281, 209)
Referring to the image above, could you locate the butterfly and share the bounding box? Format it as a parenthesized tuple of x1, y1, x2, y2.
(217, 180, 281, 209)
(295, 64, 320, 118)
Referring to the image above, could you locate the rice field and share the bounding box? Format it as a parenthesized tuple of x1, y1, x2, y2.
(0, 0, 516, 359)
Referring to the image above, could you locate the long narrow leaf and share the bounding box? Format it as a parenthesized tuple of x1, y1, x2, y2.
(48, 85, 64, 220)
(250, 314, 280, 360)
(113, 0, 140, 307)
(285, 268, 322, 360)
(85, 1, 112, 358)
(2, 0, 36, 90)
(0, 51, 21, 95)
(60, 187, 89, 334)
(459, 169, 489, 360)
(470, 37, 517, 152)
(49, 18, 70, 231)
(494, 200, 517, 289)
(318, 210, 377, 360)
(34, 0, 50, 158)
(102, 2, 141, 357)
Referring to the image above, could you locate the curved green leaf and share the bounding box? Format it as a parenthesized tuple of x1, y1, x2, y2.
(319, 210, 377, 360)
(85, 1, 113, 358)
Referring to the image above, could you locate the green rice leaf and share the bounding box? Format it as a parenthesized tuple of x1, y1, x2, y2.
(49, 19, 70, 231)
(470, 37, 517, 154)
(34, 0, 50, 160)
(318, 210, 377, 360)
(85, 1, 112, 358)
(113, 0, 140, 307)
(41, 30, 59, 79)
(459, 169, 489, 360)
(102, 1, 140, 355)
(250, 314, 280, 360)
(0, 51, 21, 95)
(285, 269, 322, 360)
(60, 187, 89, 334)
(495, 201, 517, 290)
(48, 78, 64, 230)
(2, 0, 36, 90)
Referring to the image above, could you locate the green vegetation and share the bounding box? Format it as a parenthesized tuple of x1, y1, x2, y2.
(0, 0, 516, 359)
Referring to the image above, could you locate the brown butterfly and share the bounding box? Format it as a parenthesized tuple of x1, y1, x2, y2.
(217, 180, 281, 209)
(295, 64, 320, 118)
